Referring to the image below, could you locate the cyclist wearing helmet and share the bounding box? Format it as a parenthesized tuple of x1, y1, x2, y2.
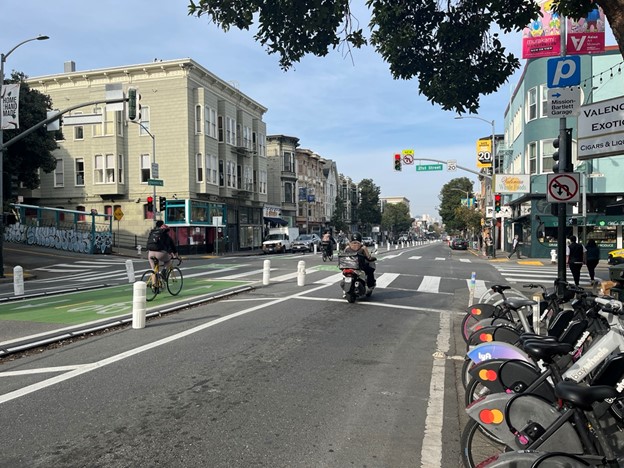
(344, 232, 376, 289)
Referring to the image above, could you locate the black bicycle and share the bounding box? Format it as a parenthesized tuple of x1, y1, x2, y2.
(141, 256, 184, 301)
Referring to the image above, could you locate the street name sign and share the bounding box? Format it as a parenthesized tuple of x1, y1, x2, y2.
(62, 113, 103, 126)
(547, 87, 581, 118)
(147, 179, 164, 186)
(415, 164, 443, 172)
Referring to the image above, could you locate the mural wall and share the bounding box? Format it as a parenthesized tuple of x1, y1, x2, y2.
(4, 223, 112, 254)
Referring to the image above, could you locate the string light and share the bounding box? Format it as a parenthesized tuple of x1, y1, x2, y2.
(578, 60, 624, 88)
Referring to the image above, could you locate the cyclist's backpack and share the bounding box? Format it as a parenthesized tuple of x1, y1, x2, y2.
(146, 228, 164, 251)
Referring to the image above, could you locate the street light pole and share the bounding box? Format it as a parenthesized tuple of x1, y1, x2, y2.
(0, 34, 49, 277)
(455, 116, 497, 258)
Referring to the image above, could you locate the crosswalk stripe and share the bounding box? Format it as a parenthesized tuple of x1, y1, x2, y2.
(418, 275, 441, 293)
(315, 272, 345, 284)
(376, 273, 400, 288)
(459, 259, 471, 263)
(434, 257, 446, 261)
(409, 256, 422, 260)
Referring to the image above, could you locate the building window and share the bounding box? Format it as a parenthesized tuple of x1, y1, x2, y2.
(140, 154, 151, 183)
(207, 153, 218, 185)
(75, 158, 85, 186)
(541, 139, 555, 173)
(219, 159, 224, 186)
(139, 107, 150, 135)
(527, 141, 538, 174)
(244, 166, 253, 191)
(526, 87, 538, 122)
(284, 182, 294, 204)
(94, 154, 117, 184)
(206, 107, 217, 139)
(225, 117, 236, 145)
(72, 112, 84, 140)
(258, 133, 266, 157)
(92, 107, 114, 137)
(283, 151, 294, 172)
(226, 160, 237, 188)
(218, 115, 224, 142)
(259, 170, 267, 194)
(76, 205, 86, 222)
(54, 158, 64, 187)
(195, 105, 202, 134)
(540, 85, 548, 118)
(118, 154, 124, 184)
(196, 153, 204, 182)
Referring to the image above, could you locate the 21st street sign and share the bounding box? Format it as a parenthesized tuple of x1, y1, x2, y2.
(415, 164, 443, 172)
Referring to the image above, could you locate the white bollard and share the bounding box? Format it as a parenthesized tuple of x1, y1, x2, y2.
(132, 281, 147, 329)
(387, 242, 390, 251)
(13, 265, 24, 296)
(468, 271, 476, 306)
(395, 243, 398, 250)
(374, 242, 378, 252)
(136, 245, 143, 257)
(313, 243, 318, 254)
(297, 260, 306, 286)
(263, 259, 271, 285)
(126, 259, 135, 283)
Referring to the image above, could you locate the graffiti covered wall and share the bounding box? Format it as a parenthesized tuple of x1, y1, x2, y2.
(4, 223, 112, 254)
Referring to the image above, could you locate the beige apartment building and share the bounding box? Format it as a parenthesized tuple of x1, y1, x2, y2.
(25, 58, 269, 253)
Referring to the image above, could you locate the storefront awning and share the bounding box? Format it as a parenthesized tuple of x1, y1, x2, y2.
(264, 217, 288, 226)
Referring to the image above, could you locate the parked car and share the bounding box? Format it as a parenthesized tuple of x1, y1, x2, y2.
(608, 248, 624, 265)
(291, 234, 321, 253)
(362, 236, 374, 246)
(450, 238, 468, 250)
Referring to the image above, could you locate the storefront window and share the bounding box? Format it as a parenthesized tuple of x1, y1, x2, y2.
(190, 201, 209, 223)
(586, 225, 617, 248)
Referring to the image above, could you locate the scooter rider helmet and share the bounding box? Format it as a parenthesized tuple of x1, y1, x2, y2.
(351, 232, 362, 242)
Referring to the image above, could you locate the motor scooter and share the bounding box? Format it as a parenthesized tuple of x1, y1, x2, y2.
(338, 252, 376, 303)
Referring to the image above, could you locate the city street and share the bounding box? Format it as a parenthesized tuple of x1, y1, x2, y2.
(0, 241, 481, 467)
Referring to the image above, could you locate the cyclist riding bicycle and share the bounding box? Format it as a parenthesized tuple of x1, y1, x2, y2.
(146, 220, 179, 273)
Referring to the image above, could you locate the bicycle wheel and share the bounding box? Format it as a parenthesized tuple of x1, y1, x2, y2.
(166, 266, 184, 296)
(461, 357, 476, 389)
(460, 419, 509, 468)
(465, 375, 492, 407)
(322, 253, 327, 262)
(141, 270, 160, 302)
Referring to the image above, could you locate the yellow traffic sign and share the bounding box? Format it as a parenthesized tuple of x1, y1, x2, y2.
(114, 208, 124, 221)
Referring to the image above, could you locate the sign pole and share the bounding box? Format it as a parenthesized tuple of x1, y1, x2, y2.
(557, 17, 568, 291)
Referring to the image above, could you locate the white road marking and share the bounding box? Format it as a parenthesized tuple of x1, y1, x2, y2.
(420, 311, 450, 468)
(375, 273, 400, 288)
(0, 283, 333, 405)
(459, 258, 471, 263)
(417, 276, 441, 294)
(409, 256, 422, 260)
(314, 272, 345, 284)
(434, 257, 446, 261)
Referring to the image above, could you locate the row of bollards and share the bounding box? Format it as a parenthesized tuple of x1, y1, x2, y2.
(130, 258, 309, 330)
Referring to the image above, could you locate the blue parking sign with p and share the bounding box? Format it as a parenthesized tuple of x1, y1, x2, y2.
(547, 56, 581, 88)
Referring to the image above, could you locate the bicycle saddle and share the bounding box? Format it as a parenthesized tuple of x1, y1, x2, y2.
(504, 297, 537, 310)
(491, 285, 511, 294)
(522, 340, 573, 362)
(555, 381, 619, 411)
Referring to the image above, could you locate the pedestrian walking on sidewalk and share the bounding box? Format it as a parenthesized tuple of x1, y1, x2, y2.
(484, 233, 493, 257)
(585, 239, 600, 285)
(566, 235, 586, 286)
(507, 235, 521, 259)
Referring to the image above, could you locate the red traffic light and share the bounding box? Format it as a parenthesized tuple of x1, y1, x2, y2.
(147, 196, 154, 203)
(394, 154, 402, 171)
(494, 194, 501, 202)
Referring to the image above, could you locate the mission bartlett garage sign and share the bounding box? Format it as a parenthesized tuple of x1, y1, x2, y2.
(577, 96, 624, 160)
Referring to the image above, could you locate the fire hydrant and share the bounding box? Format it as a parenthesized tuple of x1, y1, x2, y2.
(550, 249, 557, 264)
(136, 245, 143, 257)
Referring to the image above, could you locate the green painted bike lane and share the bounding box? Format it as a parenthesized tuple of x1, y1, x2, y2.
(0, 278, 249, 325)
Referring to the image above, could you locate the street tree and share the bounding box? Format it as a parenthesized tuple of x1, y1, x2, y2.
(381, 202, 412, 237)
(330, 195, 349, 233)
(187, 0, 623, 114)
(356, 178, 381, 231)
(2, 72, 58, 208)
(438, 177, 475, 232)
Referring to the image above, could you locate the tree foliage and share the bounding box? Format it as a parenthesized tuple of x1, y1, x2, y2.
(438, 177, 476, 232)
(3, 72, 58, 208)
(188, 0, 624, 114)
(381, 202, 412, 235)
(330, 194, 349, 233)
(356, 178, 381, 226)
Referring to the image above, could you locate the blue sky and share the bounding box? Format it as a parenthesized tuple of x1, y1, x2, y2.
(1, 1, 616, 220)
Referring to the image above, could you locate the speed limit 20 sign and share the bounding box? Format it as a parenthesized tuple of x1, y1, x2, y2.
(476, 138, 493, 168)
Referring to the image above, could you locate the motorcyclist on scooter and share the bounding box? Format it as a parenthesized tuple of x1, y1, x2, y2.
(343, 232, 376, 291)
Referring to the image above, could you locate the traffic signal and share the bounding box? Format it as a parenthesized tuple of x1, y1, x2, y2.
(146, 196, 154, 212)
(552, 128, 573, 173)
(127, 87, 141, 122)
(159, 196, 167, 212)
(9, 174, 19, 201)
(494, 193, 502, 212)
(394, 154, 402, 171)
